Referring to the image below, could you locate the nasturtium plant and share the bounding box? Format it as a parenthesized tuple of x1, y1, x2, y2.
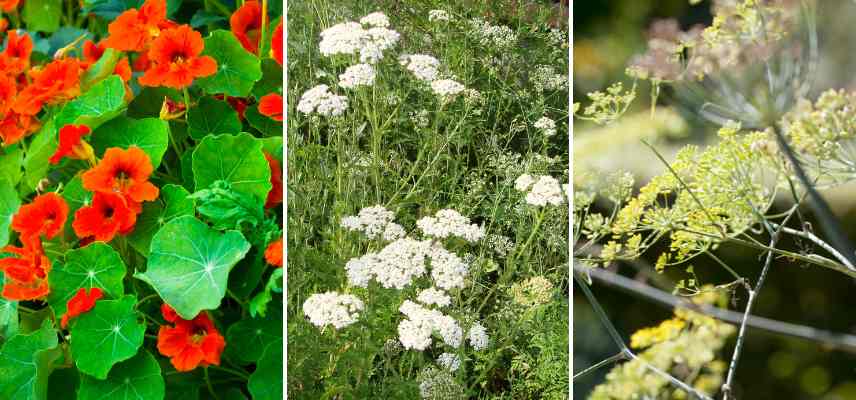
(0, 0, 283, 398)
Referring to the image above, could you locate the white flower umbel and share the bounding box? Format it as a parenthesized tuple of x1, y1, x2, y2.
(531, 64, 568, 92)
(434, 314, 463, 348)
(297, 84, 349, 116)
(360, 12, 390, 28)
(339, 63, 376, 88)
(319, 19, 399, 63)
(344, 256, 375, 288)
(382, 222, 406, 241)
(416, 288, 451, 308)
(400, 54, 441, 82)
(428, 10, 450, 22)
(417, 209, 485, 242)
(468, 18, 517, 49)
(468, 321, 489, 350)
(514, 173, 536, 192)
(398, 318, 435, 351)
(302, 292, 364, 329)
(526, 175, 565, 206)
(340, 205, 397, 238)
(428, 245, 469, 290)
(436, 353, 461, 372)
(431, 79, 465, 99)
(398, 301, 463, 350)
(534, 116, 557, 137)
(361, 27, 400, 63)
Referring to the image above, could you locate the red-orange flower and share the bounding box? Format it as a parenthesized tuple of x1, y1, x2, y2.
(0, 30, 33, 76)
(258, 93, 283, 122)
(82, 146, 160, 203)
(11, 192, 69, 240)
(230, 1, 267, 54)
(60, 287, 103, 329)
(103, 0, 172, 52)
(13, 58, 82, 116)
(215, 95, 248, 120)
(49, 124, 95, 165)
(72, 192, 138, 242)
(0, 0, 19, 14)
(139, 25, 217, 89)
(271, 21, 283, 66)
(157, 305, 226, 372)
(264, 237, 283, 267)
(0, 235, 50, 301)
(264, 152, 282, 208)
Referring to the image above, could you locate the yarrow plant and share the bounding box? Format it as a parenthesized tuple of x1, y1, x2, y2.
(0, 0, 283, 398)
(289, 0, 569, 398)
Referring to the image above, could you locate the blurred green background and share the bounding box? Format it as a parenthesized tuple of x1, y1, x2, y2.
(574, 1, 856, 399)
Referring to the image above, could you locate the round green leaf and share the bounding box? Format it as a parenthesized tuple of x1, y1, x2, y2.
(23, 122, 58, 193)
(0, 321, 60, 400)
(70, 296, 146, 379)
(197, 30, 262, 97)
(78, 350, 165, 400)
(192, 133, 271, 203)
(0, 146, 23, 187)
(0, 178, 21, 248)
(127, 184, 195, 257)
(135, 216, 251, 319)
(251, 59, 283, 100)
(225, 314, 282, 364)
(90, 117, 170, 168)
(47, 243, 126, 316)
(248, 343, 283, 400)
(55, 76, 126, 129)
(187, 96, 242, 140)
(0, 274, 19, 342)
(23, 0, 61, 33)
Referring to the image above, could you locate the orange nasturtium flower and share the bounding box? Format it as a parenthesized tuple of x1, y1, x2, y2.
(82, 146, 160, 204)
(103, 0, 172, 52)
(230, 0, 267, 54)
(271, 21, 283, 66)
(11, 192, 69, 240)
(73, 192, 139, 242)
(139, 25, 217, 89)
(49, 124, 95, 165)
(0, 30, 33, 76)
(264, 237, 283, 267)
(258, 93, 283, 122)
(264, 152, 282, 208)
(0, 0, 19, 12)
(157, 304, 226, 372)
(61, 287, 104, 329)
(0, 235, 51, 300)
(13, 58, 83, 116)
(0, 74, 39, 146)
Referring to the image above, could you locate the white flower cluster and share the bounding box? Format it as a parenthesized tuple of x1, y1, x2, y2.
(430, 79, 466, 99)
(514, 174, 566, 206)
(344, 238, 470, 290)
(429, 244, 470, 290)
(398, 300, 462, 350)
(338, 63, 376, 88)
(531, 64, 568, 92)
(302, 292, 364, 329)
(297, 84, 349, 116)
(534, 116, 557, 137)
(468, 321, 489, 350)
(399, 54, 441, 82)
(416, 287, 451, 308)
(318, 14, 400, 63)
(340, 205, 397, 239)
(485, 234, 514, 257)
(436, 353, 461, 372)
(428, 10, 450, 22)
(468, 18, 517, 49)
(419, 367, 463, 400)
(417, 209, 485, 242)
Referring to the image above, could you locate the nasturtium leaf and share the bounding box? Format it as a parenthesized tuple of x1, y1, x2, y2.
(187, 96, 242, 139)
(46, 366, 79, 400)
(0, 179, 21, 248)
(197, 30, 262, 97)
(127, 87, 183, 118)
(78, 350, 165, 400)
(127, 184, 195, 257)
(225, 312, 282, 364)
(47, 243, 126, 316)
(90, 117, 170, 168)
(190, 10, 226, 28)
(223, 388, 248, 400)
(60, 176, 92, 239)
(193, 133, 271, 204)
(23, 122, 58, 193)
(135, 216, 251, 319)
(70, 296, 146, 379)
(180, 152, 194, 192)
(80, 48, 122, 92)
(245, 106, 281, 137)
(0, 146, 24, 187)
(23, 0, 61, 33)
(0, 321, 60, 400)
(55, 76, 126, 129)
(0, 275, 19, 342)
(248, 342, 283, 400)
(251, 59, 283, 100)
(248, 268, 283, 318)
(260, 136, 283, 162)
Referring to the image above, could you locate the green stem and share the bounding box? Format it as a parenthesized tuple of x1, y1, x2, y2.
(204, 367, 220, 400)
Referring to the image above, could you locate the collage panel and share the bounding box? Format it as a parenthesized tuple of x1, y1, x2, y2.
(574, 1, 856, 399)
(287, 0, 570, 398)
(0, 0, 284, 399)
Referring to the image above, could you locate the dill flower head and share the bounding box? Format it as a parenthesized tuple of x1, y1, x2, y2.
(338, 63, 376, 89)
(296, 84, 348, 116)
(302, 291, 364, 329)
(509, 276, 554, 307)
